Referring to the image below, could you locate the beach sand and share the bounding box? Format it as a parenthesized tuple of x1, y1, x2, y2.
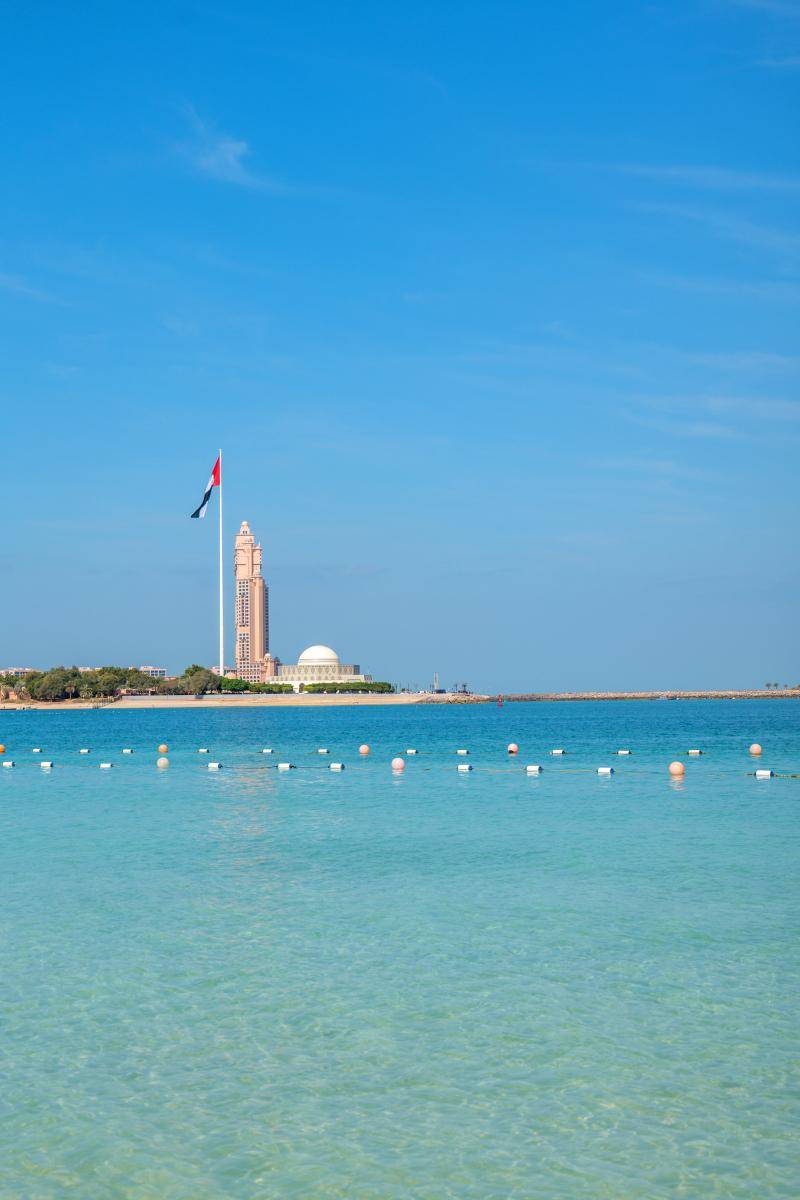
(2, 689, 796, 712)
(1, 692, 483, 711)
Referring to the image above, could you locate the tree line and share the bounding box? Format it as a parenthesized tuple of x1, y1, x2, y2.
(1, 666, 165, 702)
(303, 681, 394, 694)
(1, 666, 394, 701)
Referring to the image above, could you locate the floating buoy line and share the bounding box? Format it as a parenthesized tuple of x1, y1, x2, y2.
(0, 740, 795, 779)
(0, 757, 794, 780)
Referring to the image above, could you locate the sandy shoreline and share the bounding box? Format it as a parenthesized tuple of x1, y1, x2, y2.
(0, 692, 458, 712)
(2, 689, 797, 712)
(502, 689, 800, 703)
(115, 692, 440, 709)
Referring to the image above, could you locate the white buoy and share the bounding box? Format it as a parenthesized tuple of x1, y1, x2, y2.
(32, 748, 42, 754)
(40, 761, 53, 770)
(457, 763, 473, 772)
(456, 748, 470, 756)
(318, 748, 330, 754)
(617, 749, 631, 756)
(551, 749, 565, 756)
(688, 749, 703, 756)
(755, 769, 774, 779)
(277, 762, 295, 771)
(122, 748, 133, 754)
(198, 748, 209, 754)
(2, 761, 14, 768)
(208, 762, 222, 771)
(329, 762, 345, 771)
(597, 766, 614, 775)
(100, 762, 113, 770)
(526, 764, 542, 774)
(262, 748, 273, 754)
(79, 748, 90, 755)
(406, 749, 417, 755)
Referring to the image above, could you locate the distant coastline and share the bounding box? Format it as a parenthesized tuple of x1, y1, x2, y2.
(499, 689, 800, 703)
(2, 688, 798, 711)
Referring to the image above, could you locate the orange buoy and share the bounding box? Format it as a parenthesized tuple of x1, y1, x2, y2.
(158, 743, 168, 754)
(668, 761, 685, 777)
(359, 744, 370, 755)
(0, 744, 5, 754)
(507, 743, 519, 754)
(749, 743, 762, 756)
(391, 757, 405, 771)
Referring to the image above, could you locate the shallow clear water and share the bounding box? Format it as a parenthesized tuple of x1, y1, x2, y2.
(1, 700, 798, 1198)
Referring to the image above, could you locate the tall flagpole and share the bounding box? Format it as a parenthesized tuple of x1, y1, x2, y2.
(218, 447, 224, 676)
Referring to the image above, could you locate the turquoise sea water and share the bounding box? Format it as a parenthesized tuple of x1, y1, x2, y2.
(1, 699, 798, 1199)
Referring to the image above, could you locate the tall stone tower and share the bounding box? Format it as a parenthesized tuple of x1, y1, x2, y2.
(233, 520, 270, 681)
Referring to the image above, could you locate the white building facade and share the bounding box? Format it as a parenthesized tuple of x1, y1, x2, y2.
(275, 645, 371, 692)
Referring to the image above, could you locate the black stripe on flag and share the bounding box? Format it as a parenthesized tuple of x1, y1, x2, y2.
(190, 456, 220, 519)
(190, 483, 214, 519)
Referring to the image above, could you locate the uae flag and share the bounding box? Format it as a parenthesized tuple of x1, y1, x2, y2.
(190, 455, 221, 519)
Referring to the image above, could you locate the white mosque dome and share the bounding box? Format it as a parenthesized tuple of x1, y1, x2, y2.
(297, 644, 340, 666)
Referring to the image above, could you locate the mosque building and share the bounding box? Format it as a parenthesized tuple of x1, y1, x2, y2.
(275, 644, 371, 689)
(232, 520, 372, 690)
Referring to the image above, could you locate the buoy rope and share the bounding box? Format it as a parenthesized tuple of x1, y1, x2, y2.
(4, 755, 798, 777)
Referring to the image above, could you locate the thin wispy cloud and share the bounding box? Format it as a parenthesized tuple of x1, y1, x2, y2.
(178, 106, 300, 195)
(632, 392, 800, 422)
(756, 53, 800, 65)
(703, 395, 800, 419)
(594, 455, 714, 481)
(182, 10, 449, 98)
(641, 271, 800, 302)
(619, 163, 800, 192)
(637, 202, 800, 265)
(684, 350, 800, 371)
(620, 392, 800, 450)
(0, 271, 54, 303)
(728, 0, 800, 15)
(623, 412, 745, 440)
(288, 51, 449, 100)
(160, 314, 200, 338)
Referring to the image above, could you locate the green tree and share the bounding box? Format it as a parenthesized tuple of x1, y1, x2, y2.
(185, 668, 219, 695)
(219, 677, 249, 692)
(28, 668, 72, 701)
(94, 671, 120, 697)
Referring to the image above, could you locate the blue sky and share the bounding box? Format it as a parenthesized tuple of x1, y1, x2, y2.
(2, 0, 798, 691)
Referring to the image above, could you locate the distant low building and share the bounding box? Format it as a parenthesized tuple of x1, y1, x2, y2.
(276, 645, 372, 692)
(0, 667, 33, 678)
(138, 665, 167, 679)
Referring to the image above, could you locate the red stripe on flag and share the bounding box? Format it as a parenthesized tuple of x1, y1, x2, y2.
(211, 456, 221, 487)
